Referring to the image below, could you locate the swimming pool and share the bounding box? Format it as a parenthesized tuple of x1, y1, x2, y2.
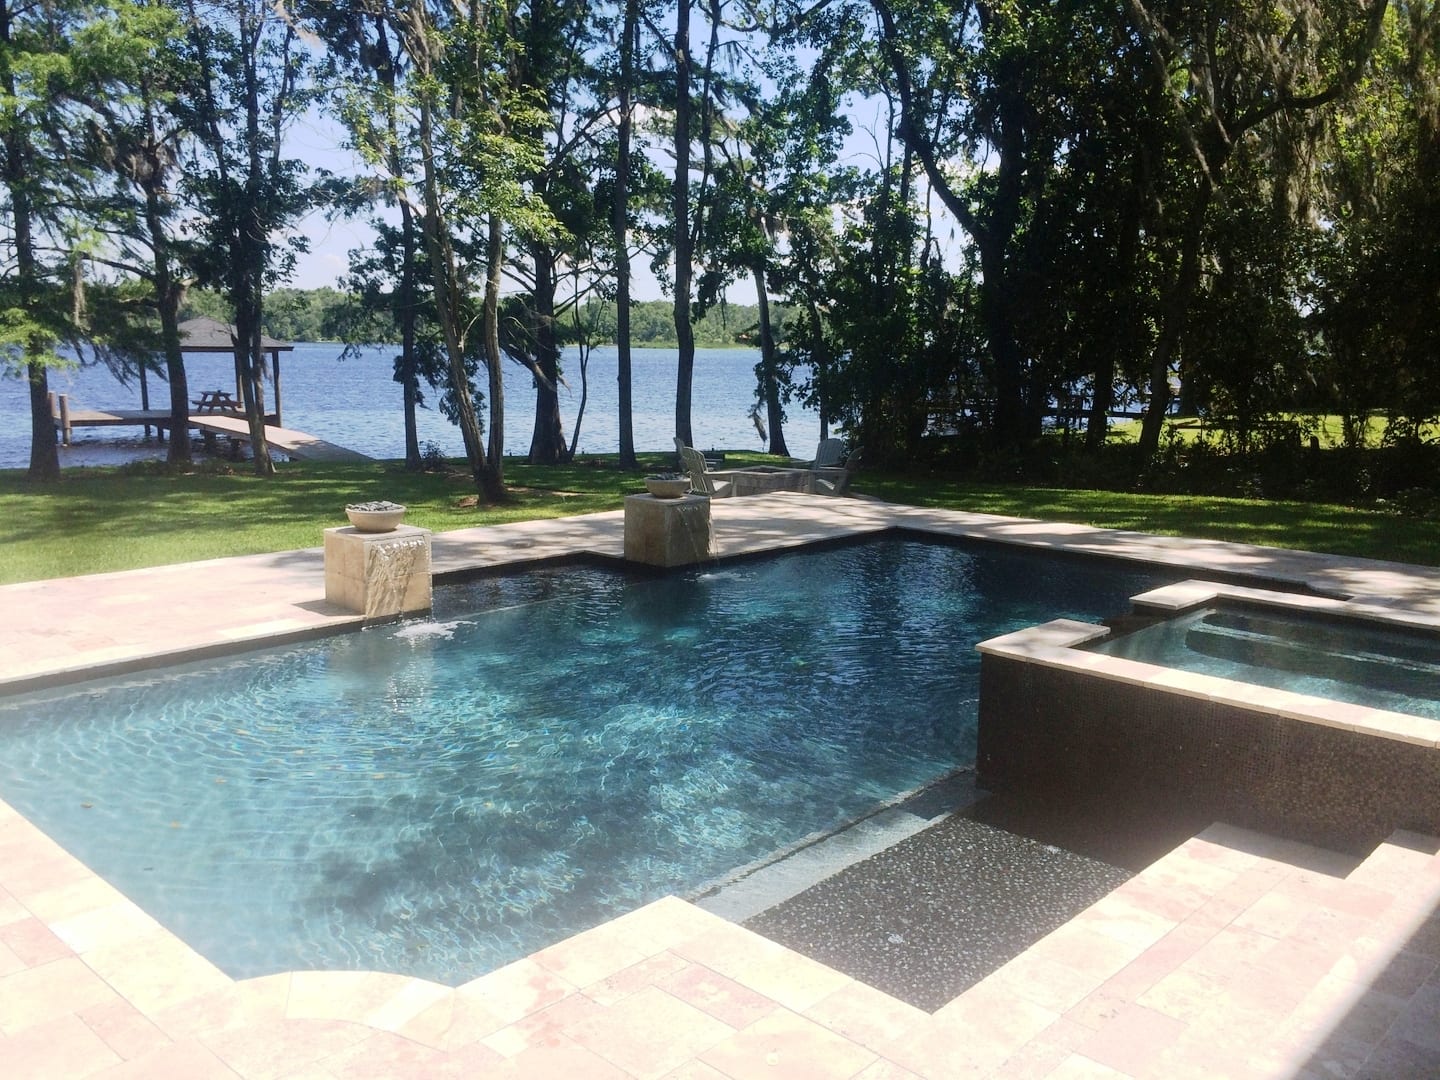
(0, 538, 1167, 983)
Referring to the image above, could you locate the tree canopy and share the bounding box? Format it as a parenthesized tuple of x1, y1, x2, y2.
(2, 0, 1434, 498)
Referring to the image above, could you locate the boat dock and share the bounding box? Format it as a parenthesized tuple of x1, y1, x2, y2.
(49, 394, 370, 463)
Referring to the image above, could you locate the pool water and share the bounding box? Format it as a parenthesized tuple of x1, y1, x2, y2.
(1092, 605, 1440, 721)
(0, 539, 1165, 983)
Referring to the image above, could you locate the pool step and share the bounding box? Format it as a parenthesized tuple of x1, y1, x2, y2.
(873, 824, 1440, 1078)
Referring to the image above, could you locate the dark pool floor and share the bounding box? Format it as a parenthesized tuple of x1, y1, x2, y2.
(744, 789, 1207, 1012)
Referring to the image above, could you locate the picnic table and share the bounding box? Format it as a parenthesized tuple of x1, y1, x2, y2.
(193, 389, 239, 412)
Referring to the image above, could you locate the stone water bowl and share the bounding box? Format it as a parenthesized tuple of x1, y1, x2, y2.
(644, 475, 691, 499)
(346, 501, 407, 532)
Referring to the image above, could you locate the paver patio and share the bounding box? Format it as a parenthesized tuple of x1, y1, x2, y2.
(2, 495, 1438, 1077)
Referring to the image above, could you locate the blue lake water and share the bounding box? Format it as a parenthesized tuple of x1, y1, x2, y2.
(0, 344, 820, 469)
(0, 538, 1167, 983)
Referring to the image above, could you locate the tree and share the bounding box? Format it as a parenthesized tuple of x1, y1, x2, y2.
(181, 0, 315, 477)
(1124, 0, 1389, 458)
(0, 0, 115, 480)
(86, 0, 198, 466)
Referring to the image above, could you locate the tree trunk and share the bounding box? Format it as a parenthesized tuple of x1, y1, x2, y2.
(528, 244, 566, 463)
(143, 157, 192, 467)
(672, 0, 695, 447)
(483, 213, 505, 491)
(411, 56, 495, 500)
(613, 0, 637, 469)
(2, 3, 58, 481)
(1137, 178, 1212, 459)
(238, 24, 273, 476)
(753, 264, 789, 457)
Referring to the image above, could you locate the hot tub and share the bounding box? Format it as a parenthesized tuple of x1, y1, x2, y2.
(975, 580, 1440, 852)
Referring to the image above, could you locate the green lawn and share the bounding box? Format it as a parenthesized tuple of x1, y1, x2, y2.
(1, 453, 1433, 584)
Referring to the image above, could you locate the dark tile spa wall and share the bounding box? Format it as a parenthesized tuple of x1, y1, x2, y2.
(976, 656, 1440, 855)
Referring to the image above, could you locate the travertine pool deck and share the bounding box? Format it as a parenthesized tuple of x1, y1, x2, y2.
(3, 494, 1440, 1077)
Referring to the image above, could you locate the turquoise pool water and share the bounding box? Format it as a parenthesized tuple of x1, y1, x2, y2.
(1091, 605, 1440, 721)
(0, 539, 1165, 983)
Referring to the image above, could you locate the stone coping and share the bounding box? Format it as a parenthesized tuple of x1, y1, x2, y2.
(977, 578, 1440, 749)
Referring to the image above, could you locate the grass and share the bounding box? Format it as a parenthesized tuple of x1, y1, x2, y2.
(1, 451, 1434, 584)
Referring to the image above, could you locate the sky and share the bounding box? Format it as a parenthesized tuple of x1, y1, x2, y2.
(282, 91, 924, 302)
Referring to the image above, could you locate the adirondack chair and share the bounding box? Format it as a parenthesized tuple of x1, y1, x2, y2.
(677, 444, 735, 498)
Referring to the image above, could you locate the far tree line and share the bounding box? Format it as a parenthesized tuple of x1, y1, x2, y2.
(1, 0, 1435, 506)
(185, 288, 779, 352)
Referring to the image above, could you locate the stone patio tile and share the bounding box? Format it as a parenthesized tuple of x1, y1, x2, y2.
(0, 955, 121, 1036)
(585, 950, 691, 1006)
(1336, 939, 1438, 999)
(1383, 978, 1440, 1052)
(17, 874, 126, 925)
(1176, 833, 1261, 871)
(0, 884, 27, 926)
(310, 1029, 502, 1079)
(1095, 919, 1217, 1005)
(1245, 937, 1343, 1010)
(1133, 852, 1236, 899)
(700, 1007, 876, 1080)
(675, 922, 851, 1013)
(479, 991, 608, 1057)
(457, 956, 577, 1026)
(91, 1037, 239, 1079)
(0, 939, 25, 977)
(888, 983, 1058, 1078)
(1345, 842, 1438, 894)
(853, 1058, 924, 1080)
(1277, 973, 1403, 1050)
(0, 915, 73, 968)
(1232, 888, 1313, 941)
(1181, 924, 1275, 981)
(1026, 923, 1148, 985)
(1133, 965, 1229, 1024)
(1106, 875, 1213, 925)
(993, 1038, 1076, 1079)
(990, 948, 1112, 1014)
(1283, 905, 1378, 956)
(393, 989, 507, 1051)
(1082, 898, 1186, 956)
(1270, 871, 1395, 919)
(469, 1044, 633, 1079)
(79, 995, 174, 1061)
(1047, 1054, 1136, 1078)
(603, 895, 730, 955)
(150, 974, 291, 1041)
(1402, 913, 1440, 959)
(1075, 1002, 1186, 1075)
(802, 980, 926, 1052)
(0, 1011, 122, 1080)
(565, 985, 735, 1079)
(531, 920, 650, 988)
(200, 1018, 372, 1080)
(284, 971, 446, 1031)
(657, 1062, 732, 1080)
(656, 960, 777, 1030)
(82, 928, 231, 1015)
(0, 843, 97, 904)
(51, 899, 163, 956)
(1357, 1032, 1440, 1077)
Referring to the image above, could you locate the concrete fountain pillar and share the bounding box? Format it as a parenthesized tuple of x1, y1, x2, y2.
(623, 493, 715, 568)
(324, 524, 433, 622)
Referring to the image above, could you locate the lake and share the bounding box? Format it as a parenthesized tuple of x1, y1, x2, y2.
(0, 345, 823, 469)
